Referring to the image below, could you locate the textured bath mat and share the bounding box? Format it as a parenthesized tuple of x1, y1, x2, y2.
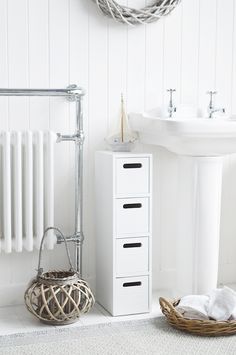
(1, 317, 236, 355)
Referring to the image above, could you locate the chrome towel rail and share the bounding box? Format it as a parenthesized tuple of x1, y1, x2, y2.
(0, 84, 84, 100)
(0, 84, 85, 277)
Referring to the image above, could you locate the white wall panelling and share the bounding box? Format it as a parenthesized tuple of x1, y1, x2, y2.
(162, 0, 182, 107)
(0, 0, 8, 131)
(232, 1, 236, 114)
(215, 0, 234, 113)
(8, 0, 29, 130)
(126, 0, 146, 113)
(180, 0, 199, 105)
(0, 0, 236, 305)
(198, 0, 217, 111)
(145, 12, 164, 110)
(28, 0, 50, 130)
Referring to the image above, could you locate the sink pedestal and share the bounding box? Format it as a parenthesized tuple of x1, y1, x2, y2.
(129, 111, 236, 296)
(176, 156, 223, 296)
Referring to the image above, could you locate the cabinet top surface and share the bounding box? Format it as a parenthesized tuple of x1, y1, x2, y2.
(96, 150, 152, 158)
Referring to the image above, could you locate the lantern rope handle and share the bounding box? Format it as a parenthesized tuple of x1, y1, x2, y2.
(37, 227, 74, 277)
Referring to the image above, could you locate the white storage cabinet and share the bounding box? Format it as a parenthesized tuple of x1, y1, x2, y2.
(95, 151, 152, 316)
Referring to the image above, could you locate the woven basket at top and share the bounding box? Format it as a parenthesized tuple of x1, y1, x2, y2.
(92, 0, 182, 25)
(159, 297, 236, 336)
(24, 227, 95, 325)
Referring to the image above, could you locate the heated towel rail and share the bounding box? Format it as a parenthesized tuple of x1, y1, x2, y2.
(0, 84, 85, 277)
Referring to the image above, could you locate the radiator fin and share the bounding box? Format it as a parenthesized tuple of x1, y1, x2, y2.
(0, 131, 56, 252)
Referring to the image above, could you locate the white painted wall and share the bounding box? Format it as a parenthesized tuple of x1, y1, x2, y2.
(0, 0, 236, 305)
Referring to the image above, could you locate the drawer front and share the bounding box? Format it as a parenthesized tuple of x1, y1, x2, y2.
(116, 237, 149, 276)
(113, 276, 149, 316)
(115, 198, 150, 237)
(115, 157, 150, 196)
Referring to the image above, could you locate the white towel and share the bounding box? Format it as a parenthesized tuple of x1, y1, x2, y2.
(176, 295, 209, 320)
(207, 286, 236, 321)
(230, 306, 236, 320)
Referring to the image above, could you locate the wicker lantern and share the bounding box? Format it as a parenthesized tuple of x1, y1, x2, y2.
(24, 227, 95, 325)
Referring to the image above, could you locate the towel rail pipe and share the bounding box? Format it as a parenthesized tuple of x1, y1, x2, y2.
(74, 97, 84, 276)
(0, 86, 84, 98)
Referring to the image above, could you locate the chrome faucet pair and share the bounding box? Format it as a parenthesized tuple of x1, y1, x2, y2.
(166, 89, 225, 118)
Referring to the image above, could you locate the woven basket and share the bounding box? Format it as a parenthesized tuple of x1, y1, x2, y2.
(92, 0, 181, 26)
(24, 227, 95, 325)
(159, 297, 236, 336)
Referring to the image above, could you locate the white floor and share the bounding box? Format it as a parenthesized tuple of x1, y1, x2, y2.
(0, 290, 168, 337)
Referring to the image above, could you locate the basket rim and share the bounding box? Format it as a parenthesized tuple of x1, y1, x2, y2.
(38, 269, 80, 283)
(160, 297, 236, 325)
(159, 296, 236, 336)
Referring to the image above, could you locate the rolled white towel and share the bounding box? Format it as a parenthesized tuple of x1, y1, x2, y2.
(176, 295, 209, 320)
(207, 286, 236, 321)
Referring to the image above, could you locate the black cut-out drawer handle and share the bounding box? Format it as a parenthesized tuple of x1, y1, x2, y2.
(123, 203, 142, 209)
(123, 163, 142, 169)
(123, 282, 142, 287)
(123, 243, 142, 248)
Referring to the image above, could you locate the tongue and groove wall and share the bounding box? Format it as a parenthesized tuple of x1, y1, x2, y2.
(0, 0, 235, 305)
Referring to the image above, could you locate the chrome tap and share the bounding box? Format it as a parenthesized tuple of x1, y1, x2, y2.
(207, 91, 225, 118)
(167, 88, 176, 118)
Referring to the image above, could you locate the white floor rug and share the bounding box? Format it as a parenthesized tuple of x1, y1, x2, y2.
(0, 317, 236, 355)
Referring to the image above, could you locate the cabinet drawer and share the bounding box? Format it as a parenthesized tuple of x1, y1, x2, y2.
(115, 198, 150, 237)
(113, 276, 149, 316)
(116, 237, 149, 276)
(115, 157, 150, 196)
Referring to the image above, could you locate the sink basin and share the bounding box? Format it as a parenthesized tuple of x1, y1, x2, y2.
(129, 110, 236, 156)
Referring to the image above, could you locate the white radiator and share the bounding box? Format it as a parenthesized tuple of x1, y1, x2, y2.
(0, 131, 56, 253)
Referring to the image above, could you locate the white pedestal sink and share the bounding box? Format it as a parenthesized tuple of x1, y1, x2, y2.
(129, 111, 236, 296)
